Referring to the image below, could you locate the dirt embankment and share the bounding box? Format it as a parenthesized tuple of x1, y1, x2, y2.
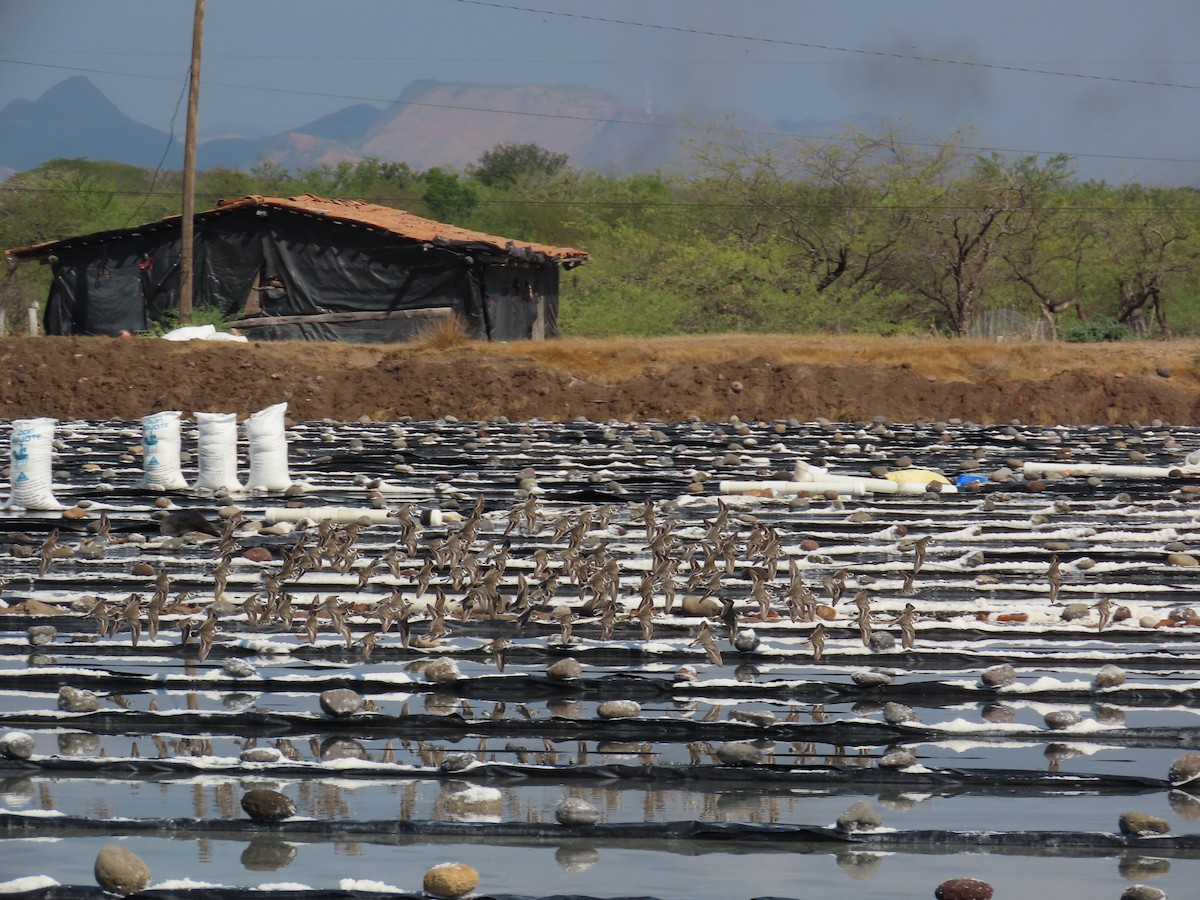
(0, 334, 1196, 425)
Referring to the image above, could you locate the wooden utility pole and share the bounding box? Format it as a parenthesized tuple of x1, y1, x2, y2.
(179, 0, 205, 325)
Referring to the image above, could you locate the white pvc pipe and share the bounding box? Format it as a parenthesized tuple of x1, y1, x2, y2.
(722, 479, 903, 497)
(1021, 462, 1181, 479)
(264, 507, 392, 525)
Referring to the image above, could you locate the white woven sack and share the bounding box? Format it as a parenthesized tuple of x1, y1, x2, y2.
(245, 402, 293, 491)
(140, 410, 187, 490)
(194, 411, 243, 492)
(7, 417, 62, 510)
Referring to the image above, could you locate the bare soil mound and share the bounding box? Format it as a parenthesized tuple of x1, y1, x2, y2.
(1, 334, 1196, 425)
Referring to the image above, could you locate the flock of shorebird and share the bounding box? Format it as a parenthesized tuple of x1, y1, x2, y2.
(17, 492, 1104, 668)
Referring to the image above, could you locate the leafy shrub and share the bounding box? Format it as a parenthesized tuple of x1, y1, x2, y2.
(1060, 317, 1135, 343)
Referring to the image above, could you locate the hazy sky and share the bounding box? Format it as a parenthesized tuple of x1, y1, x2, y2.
(1, 0, 1198, 183)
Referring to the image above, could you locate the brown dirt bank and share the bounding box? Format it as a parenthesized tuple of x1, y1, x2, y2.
(1, 334, 1197, 425)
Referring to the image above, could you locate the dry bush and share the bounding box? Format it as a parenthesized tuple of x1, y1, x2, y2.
(408, 313, 474, 351)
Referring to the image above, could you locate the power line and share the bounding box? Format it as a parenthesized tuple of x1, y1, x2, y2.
(449, 0, 1200, 91)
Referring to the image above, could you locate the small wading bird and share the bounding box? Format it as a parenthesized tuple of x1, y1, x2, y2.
(1047, 554, 1062, 604)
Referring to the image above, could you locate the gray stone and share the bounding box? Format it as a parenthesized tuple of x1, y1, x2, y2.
(555, 796, 602, 826)
(1120, 886, 1168, 900)
(239, 747, 284, 763)
(26, 625, 56, 646)
(423, 862, 479, 899)
(1044, 710, 1083, 730)
(546, 657, 583, 680)
(597, 699, 641, 719)
(1093, 664, 1127, 690)
(852, 670, 893, 688)
(1169, 751, 1200, 786)
(1119, 811, 1171, 836)
(981, 663, 1017, 688)
(222, 658, 256, 678)
(883, 702, 918, 724)
(94, 845, 151, 896)
(423, 658, 462, 683)
(241, 787, 296, 821)
(729, 709, 776, 726)
(57, 686, 100, 713)
(0, 731, 35, 760)
(934, 878, 994, 900)
(879, 749, 917, 769)
(732, 628, 760, 652)
(439, 752, 478, 773)
(1167, 552, 1198, 567)
(836, 800, 883, 832)
(1061, 603, 1092, 622)
(863, 628, 896, 651)
(319, 688, 363, 718)
(716, 741, 763, 766)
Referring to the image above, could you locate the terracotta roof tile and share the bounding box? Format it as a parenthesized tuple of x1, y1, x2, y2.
(5, 193, 589, 265)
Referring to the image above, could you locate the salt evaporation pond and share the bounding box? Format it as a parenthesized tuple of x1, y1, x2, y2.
(3, 414, 1200, 899)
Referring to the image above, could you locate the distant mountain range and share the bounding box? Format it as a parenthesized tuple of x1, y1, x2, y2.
(0, 75, 780, 178)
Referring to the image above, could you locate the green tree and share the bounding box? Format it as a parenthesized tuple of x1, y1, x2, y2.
(471, 143, 569, 188)
(422, 167, 478, 223)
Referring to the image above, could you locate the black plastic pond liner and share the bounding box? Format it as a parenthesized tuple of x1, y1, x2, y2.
(6, 812, 1200, 856)
(5, 892, 684, 900)
(0, 757, 1172, 795)
(8, 667, 1200, 705)
(6, 708, 1200, 748)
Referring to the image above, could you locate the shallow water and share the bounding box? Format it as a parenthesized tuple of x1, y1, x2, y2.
(5, 416, 1200, 898)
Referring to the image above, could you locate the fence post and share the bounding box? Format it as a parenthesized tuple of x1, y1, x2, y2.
(27, 305, 38, 336)
(0, 310, 6, 337)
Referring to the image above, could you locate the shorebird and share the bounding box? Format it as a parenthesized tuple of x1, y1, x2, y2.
(897, 602, 917, 649)
(1047, 554, 1062, 604)
(807, 623, 828, 662)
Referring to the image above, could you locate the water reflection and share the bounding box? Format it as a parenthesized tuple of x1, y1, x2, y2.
(241, 836, 298, 871)
(1118, 855, 1171, 880)
(836, 849, 885, 881)
(555, 843, 600, 873)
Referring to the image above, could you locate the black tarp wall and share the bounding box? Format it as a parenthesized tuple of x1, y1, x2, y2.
(41, 208, 561, 342)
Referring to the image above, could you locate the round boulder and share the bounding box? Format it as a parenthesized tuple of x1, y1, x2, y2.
(852, 670, 893, 688)
(879, 749, 917, 769)
(94, 845, 151, 896)
(0, 731, 36, 760)
(1120, 887, 1168, 900)
(318, 688, 363, 718)
(1093, 664, 1127, 690)
(26, 625, 56, 647)
(546, 657, 583, 680)
(883, 702, 918, 725)
(1043, 710, 1083, 730)
(222, 658, 256, 678)
(597, 699, 641, 719)
(1119, 811, 1171, 837)
(439, 752, 478, 773)
(980, 663, 1017, 688)
(836, 800, 883, 832)
(58, 686, 100, 713)
(423, 862, 479, 900)
(555, 796, 602, 826)
(239, 747, 283, 764)
(715, 741, 763, 766)
(240, 788, 296, 822)
(1168, 752, 1200, 786)
(934, 878, 994, 900)
(423, 658, 462, 683)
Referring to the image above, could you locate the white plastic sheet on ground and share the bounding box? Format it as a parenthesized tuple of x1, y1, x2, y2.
(140, 410, 187, 490)
(6, 417, 62, 510)
(245, 402, 293, 491)
(160, 324, 248, 343)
